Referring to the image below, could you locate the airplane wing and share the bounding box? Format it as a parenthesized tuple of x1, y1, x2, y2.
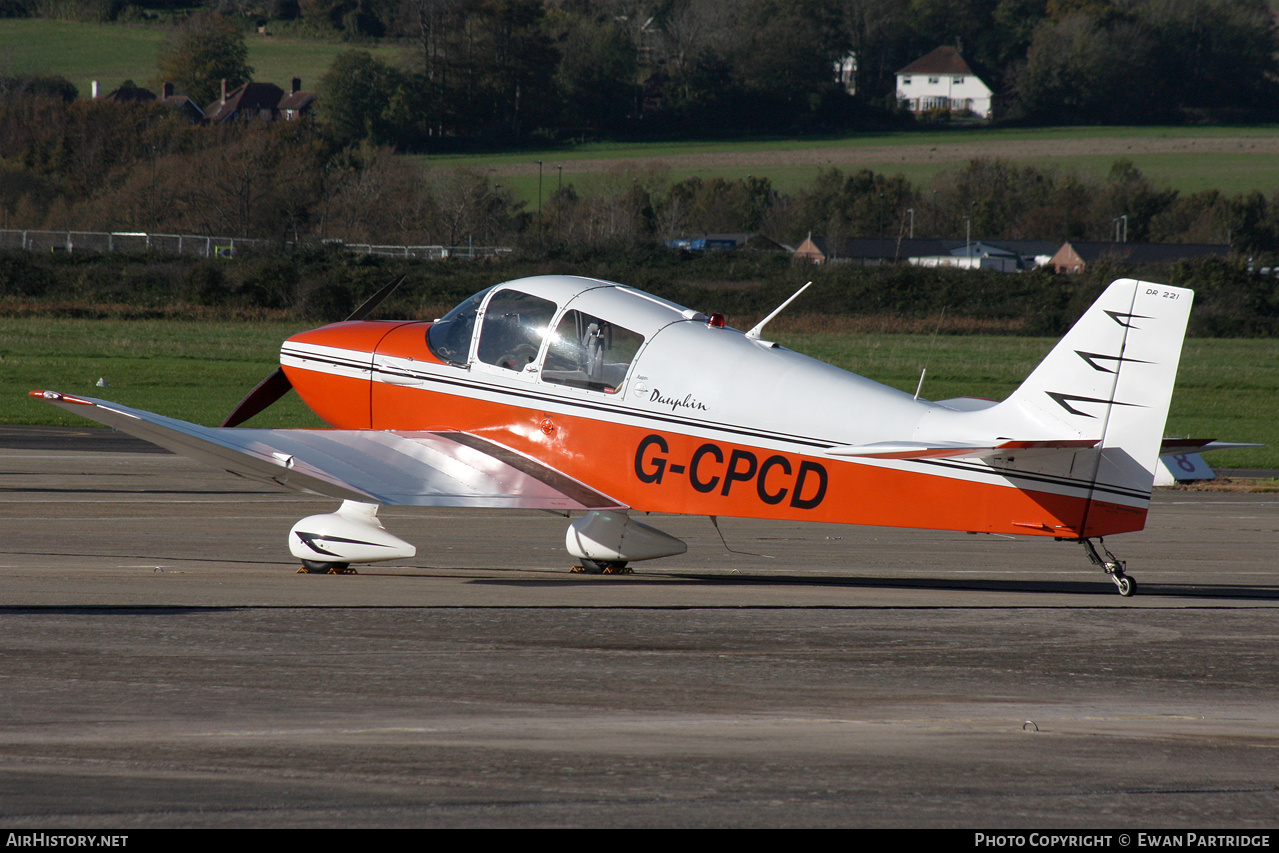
(30, 391, 625, 512)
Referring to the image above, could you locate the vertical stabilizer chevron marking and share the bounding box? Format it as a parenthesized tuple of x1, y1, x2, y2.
(1001, 279, 1194, 530)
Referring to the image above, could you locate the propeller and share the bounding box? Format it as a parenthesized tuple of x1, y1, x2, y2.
(221, 275, 407, 428)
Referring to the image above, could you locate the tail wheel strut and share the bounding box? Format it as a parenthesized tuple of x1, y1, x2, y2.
(1079, 537, 1136, 597)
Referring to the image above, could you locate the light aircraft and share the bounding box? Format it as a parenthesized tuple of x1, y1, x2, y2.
(33, 274, 1210, 595)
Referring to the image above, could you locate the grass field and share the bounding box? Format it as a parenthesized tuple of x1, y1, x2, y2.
(2, 317, 324, 429)
(0, 18, 407, 101)
(425, 125, 1279, 165)
(3, 317, 1275, 469)
(415, 125, 1279, 207)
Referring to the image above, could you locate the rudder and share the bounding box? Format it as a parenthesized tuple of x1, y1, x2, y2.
(1002, 279, 1194, 533)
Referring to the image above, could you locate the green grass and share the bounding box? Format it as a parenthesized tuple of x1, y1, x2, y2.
(3, 317, 1274, 468)
(416, 125, 1279, 207)
(1, 317, 323, 428)
(423, 125, 1279, 166)
(0, 19, 406, 101)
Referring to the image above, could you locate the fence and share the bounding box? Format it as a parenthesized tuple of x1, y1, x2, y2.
(339, 242, 512, 260)
(0, 229, 267, 257)
(0, 229, 511, 261)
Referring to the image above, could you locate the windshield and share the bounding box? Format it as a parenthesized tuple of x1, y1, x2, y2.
(426, 287, 491, 365)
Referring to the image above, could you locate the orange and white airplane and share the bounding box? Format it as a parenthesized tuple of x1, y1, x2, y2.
(34, 274, 1205, 595)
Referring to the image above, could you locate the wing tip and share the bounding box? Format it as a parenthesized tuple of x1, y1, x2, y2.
(29, 390, 95, 406)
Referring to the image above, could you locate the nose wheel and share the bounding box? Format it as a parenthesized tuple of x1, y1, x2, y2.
(1080, 538, 1136, 596)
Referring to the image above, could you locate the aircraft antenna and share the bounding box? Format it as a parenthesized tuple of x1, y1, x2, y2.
(914, 306, 947, 401)
(914, 368, 927, 400)
(746, 281, 813, 341)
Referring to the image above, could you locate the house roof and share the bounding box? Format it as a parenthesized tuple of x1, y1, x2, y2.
(981, 240, 1060, 257)
(103, 84, 156, 103)
(898, 46, 975, 77)
(278, 89, 314, 113)
(800, 237, 960, 261)
(163, 95, 206, 123)
(205, 81, 286, 122)
(797, 237, 1060, 268)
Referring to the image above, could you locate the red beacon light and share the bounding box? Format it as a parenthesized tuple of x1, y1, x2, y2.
(707, 312, 726, 328)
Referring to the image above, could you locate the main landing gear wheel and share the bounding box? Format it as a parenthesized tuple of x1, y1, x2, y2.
(1079, 538, 1135, 597)
(572, 559, 631, 575)
(298, 560, 356, 574)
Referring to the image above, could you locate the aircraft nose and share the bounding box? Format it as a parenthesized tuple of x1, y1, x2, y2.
(280, 321, 409, 429)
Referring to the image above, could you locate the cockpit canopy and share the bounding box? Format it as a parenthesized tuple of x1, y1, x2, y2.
(427, 276, 692, 395)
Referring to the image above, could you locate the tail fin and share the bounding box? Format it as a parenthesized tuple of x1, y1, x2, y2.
(1003, 279, 1193, 533)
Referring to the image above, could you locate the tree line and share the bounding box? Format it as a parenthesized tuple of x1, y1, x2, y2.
(7, 80, 1279, 259)
(541, 157, 1279, 259)
(5, 0, 1279, 143)
(0, 89, 516, 245)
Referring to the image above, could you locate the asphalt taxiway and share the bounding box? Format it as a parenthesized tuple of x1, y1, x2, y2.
(2, 429, 1278, 828)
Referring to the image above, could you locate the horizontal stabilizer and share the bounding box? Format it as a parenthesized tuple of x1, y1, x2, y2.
(1159, 438, 1263, 455)
(30, 391, 625, 511)
(828, 439, 1097, 461)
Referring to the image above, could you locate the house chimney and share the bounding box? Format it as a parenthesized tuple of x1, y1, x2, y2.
(91, 80, 98, 99)
(291, 77, 301, 95)
(221, 79, 227, 102)
(163, 82, 173, 99)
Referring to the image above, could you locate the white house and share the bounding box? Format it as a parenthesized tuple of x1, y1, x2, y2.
(896, 46, 992, 119)
(834, 52, 857, 95)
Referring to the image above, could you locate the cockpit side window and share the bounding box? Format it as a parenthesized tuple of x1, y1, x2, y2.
(426, 287, 490, 366)
(476, 289, 558, 372)
(541, 310, 644, 393)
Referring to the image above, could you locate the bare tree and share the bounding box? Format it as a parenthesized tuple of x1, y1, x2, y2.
(430, 169, 517, 247)
(660, 0, 738, 71)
